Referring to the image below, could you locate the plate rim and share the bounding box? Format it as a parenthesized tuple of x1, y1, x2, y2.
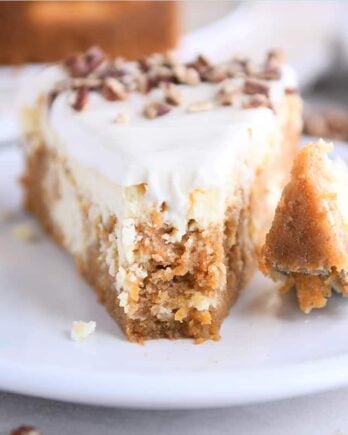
(1, 353, 348, 409)
(1, 140, 348, 409)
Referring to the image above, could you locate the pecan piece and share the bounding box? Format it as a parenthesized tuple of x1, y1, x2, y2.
(173, 66, 200, 85)
(137, 74, 153, 94)
(203, 66, 226, 83)
(47, 90, 59, 107)
(64, 53, 88, 77)
(143, 102, 171, 119)
(243, 94, 271, 109)
(102, 78, 127, 101)
(285, 87, 298, 94)
(216, 84, 239, 106)
(71, 77, 102, 89)
(162, 50, 178, 67)
(138, 57, 151, 72)
(244, 78, 270, 96)
(243, 60, 259, 77)
(258, 65, 282, 80)
(163, 83, 182, 106)
(187, 54, 211, 76)
(267, 48, 286, 65)
(226, 61, 246, 78)
(71, 85, 89, 111)
(187, 100, 213, 113)
(85, 46, 106, 73)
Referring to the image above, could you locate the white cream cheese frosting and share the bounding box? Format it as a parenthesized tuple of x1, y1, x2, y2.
(21, 56, 298, 230)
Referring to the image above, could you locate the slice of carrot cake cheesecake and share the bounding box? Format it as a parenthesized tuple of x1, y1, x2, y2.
(20, 47, 302, 342)
(261, 141, 348, 313)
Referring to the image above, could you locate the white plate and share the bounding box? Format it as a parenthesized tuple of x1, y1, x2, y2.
(1, 143, 348, 410)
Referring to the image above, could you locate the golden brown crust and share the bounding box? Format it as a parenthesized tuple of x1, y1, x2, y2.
(261, 142, 348, 313)
(262, 143, 347, 273)
(291, 274, 331, 313)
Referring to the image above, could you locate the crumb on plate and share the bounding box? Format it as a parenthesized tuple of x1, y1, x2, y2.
(12, 224, 38, 242)
(70, 320, 96, 341)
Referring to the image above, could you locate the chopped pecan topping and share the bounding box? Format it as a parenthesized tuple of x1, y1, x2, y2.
(160, 201, 168, 212)
(226, 61, 246, 78)
(187, 54, 211, 77)
(244, 78, 270, 96)
(11, 426, 41, 435)
(216, 84, 239, 106)
(98, 62, 124, 80)
(243, 94, 271, 109)
(232, 54, 249, 65)
(102, 78, 127, 101)
(119, 73, 137, 92)
(162, 51, 178, 68)
(64, 46, 106, 78)
(47, 90, 59, 107)
(267, 48, 286, 65)
(258, 65, 282, 80)
(85, 46, 106, 73)
(138, 57, 151, 72)
(71, 85, 89, 111)
(163, 83, 182, 106)
(203, 66, 226, 83)
(185, 67, 201, 85)
(137, 74, 153, 94)
(243, 60, 259, 77)
(174, 66, 200, 85)
(138, 53, 165, 72)
(258, 49, 285, 80)
(59, 47, 288, 109)
(187, 100, 213, 113)
(49, 77, 100, 108)
(197, 54, 210, 66)
(71, 77, 102, 89)
(64, 53, 88, 78)
(153, 65, 174, 82)
(285, 87, 298, 94)
(143, 102, 171, 119)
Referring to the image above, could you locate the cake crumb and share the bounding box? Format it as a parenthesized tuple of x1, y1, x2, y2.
(115, 112, 130, 124)
(187, 100, 213, 113)
(143, 101, 171, 119)
(12, 224, 37, 242)
(70, 320, 96, 341)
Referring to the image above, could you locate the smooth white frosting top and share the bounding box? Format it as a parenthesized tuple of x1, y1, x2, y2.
(21, 62, 298, 221)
